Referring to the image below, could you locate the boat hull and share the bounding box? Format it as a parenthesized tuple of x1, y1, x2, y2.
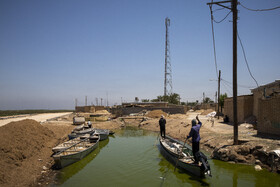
(53, 136, 100, 169)
(159, 136, 205, 177)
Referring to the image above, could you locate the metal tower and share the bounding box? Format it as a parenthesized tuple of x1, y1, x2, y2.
(164, 17, 172, 96)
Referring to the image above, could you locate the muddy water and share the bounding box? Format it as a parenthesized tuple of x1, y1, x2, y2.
(54, 127, 280, 187)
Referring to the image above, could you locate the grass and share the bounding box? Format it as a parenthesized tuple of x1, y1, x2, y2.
(0, 110, 74, 117)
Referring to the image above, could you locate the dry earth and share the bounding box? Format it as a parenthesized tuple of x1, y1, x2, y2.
(1, 110, 279, 187)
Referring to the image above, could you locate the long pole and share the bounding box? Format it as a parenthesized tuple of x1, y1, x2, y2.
(218, 70, 221, 119)
(232, 0, 238, 145)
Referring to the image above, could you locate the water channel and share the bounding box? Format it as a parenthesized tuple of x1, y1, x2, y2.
(54, 127, 280, 186)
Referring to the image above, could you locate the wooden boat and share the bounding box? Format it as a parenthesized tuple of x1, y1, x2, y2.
(52, 134, 91, 153)
(159, 135, 211, 177)
(68, 128, 110, 141)
(53, 134, 100, 169)
(94, 129, 110, 141)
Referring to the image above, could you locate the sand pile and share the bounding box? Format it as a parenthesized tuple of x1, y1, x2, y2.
(94, 110, 110, 115)
(0, 119, 54, 186)
(145, 110, 167, 118)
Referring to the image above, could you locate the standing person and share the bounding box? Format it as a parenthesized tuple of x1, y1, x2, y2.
(159, 115, 166, 139)
(186, 115, 202, 164)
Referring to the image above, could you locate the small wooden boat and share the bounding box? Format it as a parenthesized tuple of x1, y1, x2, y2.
(52, 134, 91, 153)
(53, 134, 100, 169)
(94, 129, 110, 141)
(68, 128, 110, 141)
(159, 135, 211, 177)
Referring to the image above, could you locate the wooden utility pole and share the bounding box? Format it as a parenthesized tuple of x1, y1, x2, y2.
(218, 70, 221, 119)
(207, 0, 238, 144)
(85, 96, 87, 106)
(232, 0, 238, 145)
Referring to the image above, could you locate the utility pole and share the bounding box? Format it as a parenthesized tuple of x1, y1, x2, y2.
(232, 0, 238, 145)
(101, 98, 103, 106)
(85, 96, 87, 106)
(106, 92, 109, 106)
(203, 92, 205, 103)
(95, 98, 98, 106)
(75, 98, 77, 107)
(207, 0, 238, 145)
(218, 70, 221, 119)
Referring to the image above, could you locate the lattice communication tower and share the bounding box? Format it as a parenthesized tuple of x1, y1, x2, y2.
(164, 17, 173, 96)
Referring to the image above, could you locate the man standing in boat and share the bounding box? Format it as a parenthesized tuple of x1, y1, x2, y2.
(186, 115, 202, 164)
(159, 115, 166, 139)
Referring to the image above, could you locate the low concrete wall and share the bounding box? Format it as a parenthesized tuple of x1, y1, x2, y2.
(110, 106, 185, 116)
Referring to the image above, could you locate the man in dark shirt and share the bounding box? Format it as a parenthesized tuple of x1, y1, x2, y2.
(187, 115, 202, 164)
(159, 115, 166, 139)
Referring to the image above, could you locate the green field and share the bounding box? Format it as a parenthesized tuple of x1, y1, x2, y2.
(0, 110, 73, 117)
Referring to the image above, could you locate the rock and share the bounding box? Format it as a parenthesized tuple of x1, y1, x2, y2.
(41, 171, 47, 174)
(255, 165, 262, 171)
(38, 159, 43, 161)
(42, 166, 47, 170)
(236, 145, 251, 156)
(255, 145, 263, 149)
(255, 159, 261, 164)
(245, 124, 254, 129)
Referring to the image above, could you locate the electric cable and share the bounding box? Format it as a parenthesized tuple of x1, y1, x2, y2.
(237, 31, 259, 87)
(221, 81, 233, 96)
(213, 7, 226, 12)
(213, 11, 232, 23)
(221, 78, 255, 89)
(209, 3, 219, 78)
(240, 3, 280, 12)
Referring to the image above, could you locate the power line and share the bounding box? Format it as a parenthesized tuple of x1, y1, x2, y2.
(213, 7, 226, 12)
(209, 4, 219, 78)
(221, 81, 232, 96)
(213, 11, 232, 23)
(221, 78, 254, 89)
(240, 3, 280, 12)
(237, 31, 259, 87)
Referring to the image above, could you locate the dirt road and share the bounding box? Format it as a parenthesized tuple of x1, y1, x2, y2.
(0, 112, 72, 127)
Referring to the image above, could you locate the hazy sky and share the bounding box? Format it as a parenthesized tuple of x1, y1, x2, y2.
(0, 0, 279, 110)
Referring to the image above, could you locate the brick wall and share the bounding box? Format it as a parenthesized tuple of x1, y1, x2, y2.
(258, 97, 280, 136)
(223, 95, 253, 123)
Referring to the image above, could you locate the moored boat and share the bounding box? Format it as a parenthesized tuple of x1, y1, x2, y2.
(53, 134, 100, 169)
(68, 128, 110, 141)
(159, 135, 211, 177)
(52, 134, 91, 153)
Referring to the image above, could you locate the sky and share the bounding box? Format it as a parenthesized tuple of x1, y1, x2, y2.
(0, 0, 279, 110)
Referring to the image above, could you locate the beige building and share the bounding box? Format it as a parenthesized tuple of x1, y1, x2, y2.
(223, 80, 280, 136)
(251, 80, 280, 119)
(223, 95, 253, 123)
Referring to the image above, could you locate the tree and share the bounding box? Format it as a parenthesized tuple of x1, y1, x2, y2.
(141, 99, 150, 102)
(203, 97, 213, 104)
(151, 93, 181, 105)
(219, 93, 228, 113)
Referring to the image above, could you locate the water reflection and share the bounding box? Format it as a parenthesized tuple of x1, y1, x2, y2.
(157, 147, 210, 186)
(116, 126, 154, 137)
(55, 138, 109, 184)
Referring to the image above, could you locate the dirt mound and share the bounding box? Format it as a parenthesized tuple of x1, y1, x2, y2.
(145, 110, 167, 118)
(0, 119, 54, 186)
(94, 110, 110, 115)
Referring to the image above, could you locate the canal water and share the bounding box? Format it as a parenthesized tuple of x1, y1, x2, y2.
(54, 127, 280, 187)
